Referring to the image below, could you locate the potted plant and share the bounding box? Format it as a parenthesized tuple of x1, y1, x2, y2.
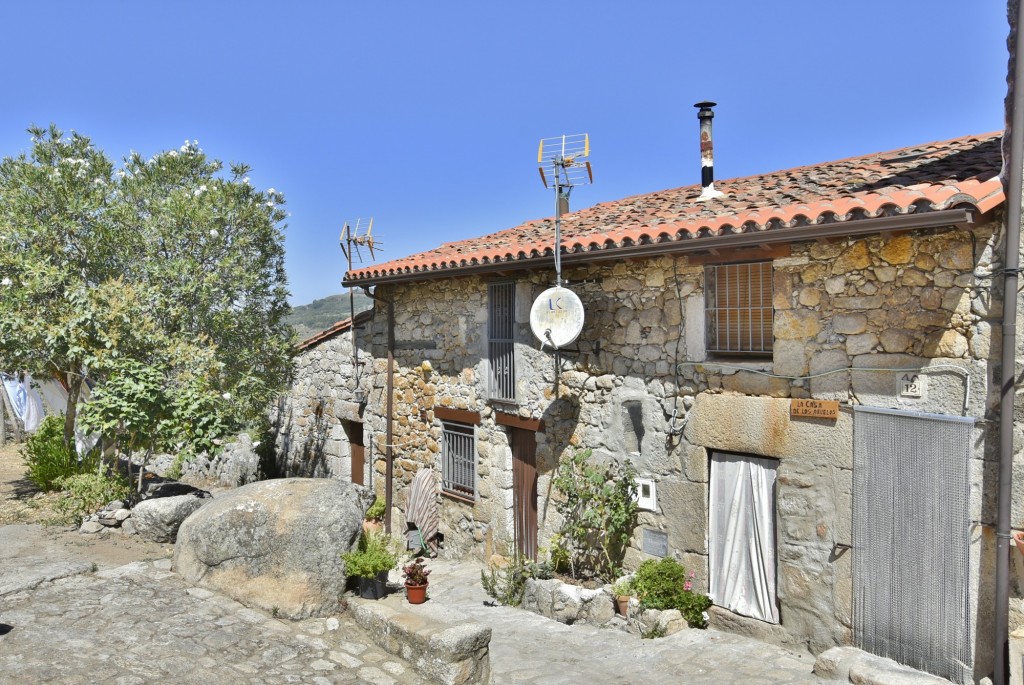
(612, 577, 633, 616)
(402, 556, 431, 604)
(341, 531, 397, 599)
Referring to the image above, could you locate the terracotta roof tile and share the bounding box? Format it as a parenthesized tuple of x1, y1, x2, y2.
(295, 310, 373, 351)
(345, 132, 1004, 284)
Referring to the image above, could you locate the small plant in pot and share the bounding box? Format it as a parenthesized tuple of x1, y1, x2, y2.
(612, 577, 633, 616)
(402, 556, 431, 605)
(341, 531, 397, 600)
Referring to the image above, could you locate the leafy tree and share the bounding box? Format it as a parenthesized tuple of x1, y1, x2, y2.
(77, 356, 229, 491)
(0, 125, 292, 449)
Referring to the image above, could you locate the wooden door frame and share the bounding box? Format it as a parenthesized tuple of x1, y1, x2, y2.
(509, 426, 538, 560)
(343, 421, 365, 486)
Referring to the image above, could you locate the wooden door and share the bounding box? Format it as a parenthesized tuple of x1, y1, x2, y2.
(345, 422, 364, 486)
(510, 428, 538, 559)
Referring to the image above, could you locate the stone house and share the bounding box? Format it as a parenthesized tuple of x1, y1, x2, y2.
(275, 131, 1020, 683)
(271, 311, 373, 482)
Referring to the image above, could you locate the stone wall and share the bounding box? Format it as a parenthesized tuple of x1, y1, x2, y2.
(269, 316, 371, 485)
(279, 219, 1007, 662)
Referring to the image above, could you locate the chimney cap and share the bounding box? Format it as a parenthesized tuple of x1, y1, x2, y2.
(694, 101, 716, 108)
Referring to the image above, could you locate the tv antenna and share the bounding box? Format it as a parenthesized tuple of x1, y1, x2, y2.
(537, 133, 592, 288)
(340, 217, 379, 266)
(532, 135, 593, 391)
(340, 218, 381, 392)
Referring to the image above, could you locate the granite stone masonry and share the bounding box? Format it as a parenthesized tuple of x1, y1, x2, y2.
(274, 129, 1020, 683)
(270, 314, 370, 485)
(276, 220, 1014, 678)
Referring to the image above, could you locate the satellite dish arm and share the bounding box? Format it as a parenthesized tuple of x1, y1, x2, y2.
(543, 329, 558, 351)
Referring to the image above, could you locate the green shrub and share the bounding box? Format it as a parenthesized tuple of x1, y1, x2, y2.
(480, 544, 553, 607)
(341, 531, 397, 578)
(549, 449, 639, 582)
(53, 472, 132, 523)
(631, 558, 713, 628)
(365, 496, 386, 521)
(22, 415, 100, 491)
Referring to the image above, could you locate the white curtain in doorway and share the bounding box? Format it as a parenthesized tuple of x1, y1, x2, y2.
(709, 452, 779, 624)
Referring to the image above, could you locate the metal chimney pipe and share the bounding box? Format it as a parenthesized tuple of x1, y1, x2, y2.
(695, 101, 724, 201)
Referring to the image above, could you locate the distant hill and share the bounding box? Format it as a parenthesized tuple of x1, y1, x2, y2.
(286, 291, 374, 342)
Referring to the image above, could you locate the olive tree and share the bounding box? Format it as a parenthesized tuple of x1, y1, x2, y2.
(0, 125, 293, 450)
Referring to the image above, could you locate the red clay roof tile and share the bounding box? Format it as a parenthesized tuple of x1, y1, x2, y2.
(345, 132, 1004, 284)
(295, 309, 373, 351)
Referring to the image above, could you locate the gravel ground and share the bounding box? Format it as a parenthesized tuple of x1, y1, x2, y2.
(0, 441, 170, 567)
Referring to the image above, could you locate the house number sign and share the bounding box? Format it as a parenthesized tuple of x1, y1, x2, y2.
(790, 399, 839, 420)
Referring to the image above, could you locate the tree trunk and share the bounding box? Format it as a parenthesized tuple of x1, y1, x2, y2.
(63, 371, 83, 450)
(137, 446, 152, 493)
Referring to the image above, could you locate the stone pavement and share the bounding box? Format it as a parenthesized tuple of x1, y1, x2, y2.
(0, 559, 423, 685)
(425, 558, 821, 685)
(0, 529, 824, 685)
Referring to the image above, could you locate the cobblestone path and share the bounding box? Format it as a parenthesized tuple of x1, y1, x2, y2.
(0, 561, 425, 685)
(0, 550, 825, 685)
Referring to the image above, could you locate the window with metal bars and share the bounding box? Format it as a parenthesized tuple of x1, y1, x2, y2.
(440, 420, 476, 500)
(705, 262, 774, 355)
(488, 282, 516, 402)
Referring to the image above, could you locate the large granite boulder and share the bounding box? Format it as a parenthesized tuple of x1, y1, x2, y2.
(132, 489, 212, 543)
(212, 433, 261, 487)
(172, 478, 373, 619)
(149, 433, 262, 487)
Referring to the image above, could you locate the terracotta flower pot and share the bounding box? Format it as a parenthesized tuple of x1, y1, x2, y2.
(615, 596, 630, 616)
(406, 582, 428, 604)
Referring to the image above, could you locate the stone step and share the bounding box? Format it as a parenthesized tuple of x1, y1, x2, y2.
(350, 588, 492, 685)
(814, 646, 958, 685)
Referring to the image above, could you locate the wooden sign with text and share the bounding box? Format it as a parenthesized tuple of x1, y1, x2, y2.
(790, 399, 840, 420)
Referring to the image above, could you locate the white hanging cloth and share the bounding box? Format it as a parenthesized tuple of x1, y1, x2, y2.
(1, 374, 26, 419)
(19, 373, 44, 433)
(708, 451, 779, 624)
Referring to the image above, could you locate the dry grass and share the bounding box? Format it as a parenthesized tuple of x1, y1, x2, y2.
(0, 441, 65, 525)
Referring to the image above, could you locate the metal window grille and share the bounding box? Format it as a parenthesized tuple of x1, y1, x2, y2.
(488, 282, 516, 401)
(441, 420, 476, 500)
(705, 261, 773, 354)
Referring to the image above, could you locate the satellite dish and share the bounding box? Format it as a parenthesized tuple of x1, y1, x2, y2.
(530, 286, 585, 349)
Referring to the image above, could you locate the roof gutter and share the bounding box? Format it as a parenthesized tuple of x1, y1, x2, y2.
(343, 207, 976, 287)
(994, 3, 1024, 682)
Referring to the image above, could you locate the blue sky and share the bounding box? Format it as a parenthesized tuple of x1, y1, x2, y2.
(0, 2, 1009, 305)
